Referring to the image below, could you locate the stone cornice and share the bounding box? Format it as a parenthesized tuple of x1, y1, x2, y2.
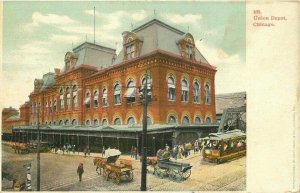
(84, 49, 216, 85)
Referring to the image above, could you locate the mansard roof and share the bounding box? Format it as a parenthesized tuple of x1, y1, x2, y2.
(113, 19, 210, 65)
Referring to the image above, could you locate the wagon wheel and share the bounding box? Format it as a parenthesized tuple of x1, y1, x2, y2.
(157, 168, 165, 179)
(112, 173, 120, 185)
(127, 170, 134, 181)
(168, 169, 176, 181)
(179, 168, 191, 180)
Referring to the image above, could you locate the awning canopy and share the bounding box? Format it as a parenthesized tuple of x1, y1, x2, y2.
(85, 97, 91, 104)
(114, 90, 121, 95)
(126, 87, 136, 97)
(168, 84, 175, 88)
(182, 86, 189, 91)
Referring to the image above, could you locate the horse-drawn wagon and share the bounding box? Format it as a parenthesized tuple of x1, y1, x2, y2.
(147, 150, 192, 181)
(93, 149, 134, 184)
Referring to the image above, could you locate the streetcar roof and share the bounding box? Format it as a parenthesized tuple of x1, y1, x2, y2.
(201, 129, 246, 141)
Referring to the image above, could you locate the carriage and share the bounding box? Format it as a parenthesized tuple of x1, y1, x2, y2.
(201, 129, 246, 164)
(147, 153, 192, 181)
(93, 149, 134, 184)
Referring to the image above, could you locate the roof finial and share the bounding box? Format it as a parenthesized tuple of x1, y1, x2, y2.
(188, 25, 190, 32)
(154, 9, 156, 18)
(94, 6, 96, 44)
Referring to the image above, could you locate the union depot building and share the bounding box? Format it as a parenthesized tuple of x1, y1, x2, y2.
(3, 19, 218, 154)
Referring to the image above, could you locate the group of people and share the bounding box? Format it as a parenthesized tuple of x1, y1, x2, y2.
(51, 144, 77, 155)
(156, 140, 204, 160)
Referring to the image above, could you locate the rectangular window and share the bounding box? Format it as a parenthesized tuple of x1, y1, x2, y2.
(114, 94, 121, 104)
(94, 99, 99, 107)
(194, 95, 200, 103)
(168, 88, 176, 100)
(186, 45, 193, 59)
(181, 91, 189, 102)
(102, 98, 108, 106)
(126, 44, 135, 59)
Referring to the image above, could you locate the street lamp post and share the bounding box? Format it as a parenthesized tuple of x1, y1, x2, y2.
(140, 75, 148, 191)
(36, 105, 41, 191)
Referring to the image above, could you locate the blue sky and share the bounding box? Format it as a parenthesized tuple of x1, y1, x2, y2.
(2, 1, 246, 108)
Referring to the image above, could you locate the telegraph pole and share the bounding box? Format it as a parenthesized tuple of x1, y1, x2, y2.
(140, 75, 148, 191)
(37, 105, 40, 191)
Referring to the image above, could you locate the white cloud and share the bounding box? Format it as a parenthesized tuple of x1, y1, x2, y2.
(22, 12, 77, 32)
(164, 13, 202, 25)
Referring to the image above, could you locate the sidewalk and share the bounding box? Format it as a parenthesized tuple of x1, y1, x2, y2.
(49, 149, 201, 162)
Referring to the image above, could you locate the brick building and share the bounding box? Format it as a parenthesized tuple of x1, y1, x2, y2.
(2, 103, 30, 140)
(11, 19, 218, 154)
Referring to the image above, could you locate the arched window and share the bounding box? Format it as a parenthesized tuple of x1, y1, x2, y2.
(114, 117, 121, 125)
(141, 75, 152, 100)
(72, 119, 77, 126)
(126, 80, 136, 103)
(59, 88, 64, 110)
(72, 85, 78, 108)
(59, 120, 63, 126)
(86, 119, 90, 126)
(102, 119, 108, 126)
(53, 121, 56, 125)
(194, 81, 200, 103)
(195, 116, 201, 124)
(181, 79, 189, 102)
(94, 119, 99, 126)
(183, 116, 190, 125)
(85, 91, 91, 108)
(102, 88, 108, 106)
(49, 121, 52, 125)
(66, 87, 71, 109)
(168, 115, 177, 124)
(45, 121, 48, 125)
(205, 83, 211, 104)
(114, 83, 121, 105)
(168, 76, 176, 100)
(45, 102, 48, 113)
(127, 117, 135, 125)
(94, 90, 99, 107)
(206, 117, 212, 124)
(53, 100, 57, 112)
(65, 119, 70, 126)
(49, 101, 52, 113)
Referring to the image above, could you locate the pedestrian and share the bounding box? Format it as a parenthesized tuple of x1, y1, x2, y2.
(84, 147, 87, 158)
(102, 146, 105, 157)
(77, 163, 84, 182)
(87, 147, 90, 157)
(131, 146, 134, 158)
(62, 145, 65, 155)
(72, 145, 75, 154)
(133, 147, 137, 160)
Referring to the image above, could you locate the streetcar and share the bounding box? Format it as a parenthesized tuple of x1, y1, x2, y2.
(201, 129, 246, 164)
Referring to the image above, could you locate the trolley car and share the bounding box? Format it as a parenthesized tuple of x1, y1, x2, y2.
(201, 129, 246, 164)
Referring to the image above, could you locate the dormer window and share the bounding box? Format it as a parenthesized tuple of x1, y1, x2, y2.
(187, 44, 193, 59)
(126, 44, 135, 59)
(123, 32, 143, 60)
(178, 33, 195, 60)
(64, 52, 78, 71)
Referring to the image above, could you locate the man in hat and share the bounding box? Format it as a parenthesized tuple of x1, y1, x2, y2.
(77, 163, 84, 181)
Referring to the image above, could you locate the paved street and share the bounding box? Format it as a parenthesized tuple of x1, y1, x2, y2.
(2, 143, 245, 191)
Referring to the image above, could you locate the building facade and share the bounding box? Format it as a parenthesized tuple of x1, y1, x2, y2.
(9, 19, 218, 153)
